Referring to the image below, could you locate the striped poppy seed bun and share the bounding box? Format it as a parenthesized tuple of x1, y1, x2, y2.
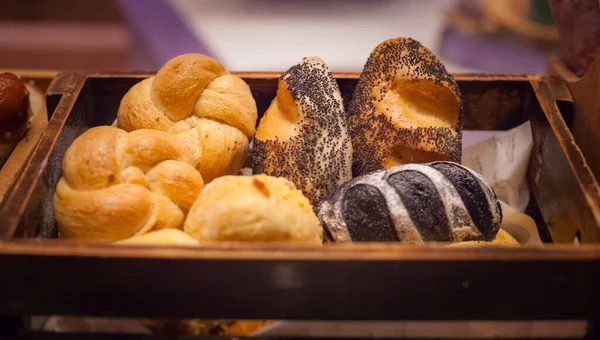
(349, 37, 462, 176)
(252, 57, 352, 204)
(318, 161, 502, 244)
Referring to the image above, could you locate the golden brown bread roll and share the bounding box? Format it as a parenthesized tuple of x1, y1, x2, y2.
(0, 72, 33, 166)
(184, 174, 323, 244)
(253, 57, 352, 204)
(349, 38, 463, 176)
(54, 126, 205, 241)
(117, 53, 257, 182)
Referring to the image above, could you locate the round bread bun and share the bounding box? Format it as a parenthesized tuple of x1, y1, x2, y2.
(252, 57, 352, 204)
(117, 53, 257, 182)
(349, 38, 463, 176)
(184, 174, 323, 244)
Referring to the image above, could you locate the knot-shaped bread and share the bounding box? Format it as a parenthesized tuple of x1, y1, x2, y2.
(54, 126, 205, 241)
(117, 54, 258, 182)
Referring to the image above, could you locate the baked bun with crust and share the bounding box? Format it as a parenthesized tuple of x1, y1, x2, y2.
(0, 72, 33, 165)
(184, 174, 323, 244)
(252, 57, 352, 204)
(54, 126, 204, 241)
(349, 38, 463, 176)
(117, 53, 257, 182)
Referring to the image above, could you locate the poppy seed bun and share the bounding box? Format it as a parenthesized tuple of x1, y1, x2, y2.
(252, 57, 352, 204)
(349, 38, 463, 176)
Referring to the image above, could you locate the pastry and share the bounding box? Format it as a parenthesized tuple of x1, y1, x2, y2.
(184, 174, 323, 244)
(348, 38, 463, 176)
(318, 161, 502, 243)
(54, 126, 205, 241)
(117, 53, 258, 182)
(0, 72, 33, 167)
(252, 57, 352, 204)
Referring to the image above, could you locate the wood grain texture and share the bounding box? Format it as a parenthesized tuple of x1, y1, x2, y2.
(1, 240, 600, 320)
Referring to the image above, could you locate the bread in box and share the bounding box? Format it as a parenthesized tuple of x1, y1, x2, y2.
(51, 37, 524, 336)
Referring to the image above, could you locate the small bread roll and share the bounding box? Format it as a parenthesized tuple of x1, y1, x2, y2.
(0, 72, 32, 166)
(318, 162, 501, 243)
(115, 229, 198, 246)
(253, 57, 352, 204)
(117, 53, 257, 182)
(54, 126, 205, 241)
(184, 174, 323, 244)
(349, 38, 463, 175)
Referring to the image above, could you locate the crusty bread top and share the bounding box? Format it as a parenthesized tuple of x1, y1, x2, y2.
(253, 57, 353, 204)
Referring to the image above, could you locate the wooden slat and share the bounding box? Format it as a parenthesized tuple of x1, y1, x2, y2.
(1, 243, 599, 320)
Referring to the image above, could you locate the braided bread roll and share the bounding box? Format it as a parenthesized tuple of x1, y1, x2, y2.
(117, 54, 257, 182)
(252, 57, 352, 204)
(349, 38, 463, 176)
(318, 162, 501, 244)
(54, 126, 205, 241)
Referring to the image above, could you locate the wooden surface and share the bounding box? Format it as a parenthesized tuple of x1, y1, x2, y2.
(0, 72, 599, 320)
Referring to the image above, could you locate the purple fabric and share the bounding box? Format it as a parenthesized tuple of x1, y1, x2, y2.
(439, 25, 551, 74)
(115, 0, 214, 69)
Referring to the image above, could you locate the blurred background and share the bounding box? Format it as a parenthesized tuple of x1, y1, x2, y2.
(0, 0, 560, 73)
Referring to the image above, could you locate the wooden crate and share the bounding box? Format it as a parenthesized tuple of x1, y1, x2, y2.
(0, 71, 599, 325)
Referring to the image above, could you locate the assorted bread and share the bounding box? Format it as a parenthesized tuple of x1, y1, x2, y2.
(252, 57, 352, 204)
(53, 39, 522, 248)
(348, 38, 463, 176)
